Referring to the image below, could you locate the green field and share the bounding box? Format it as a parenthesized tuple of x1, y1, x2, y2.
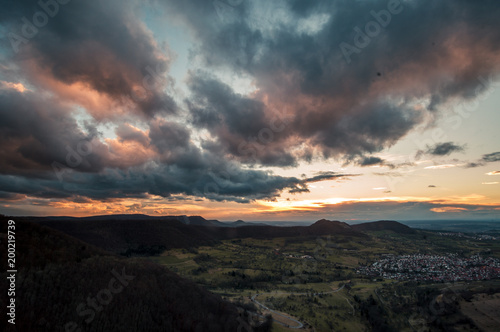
(148, 230, 500, 331)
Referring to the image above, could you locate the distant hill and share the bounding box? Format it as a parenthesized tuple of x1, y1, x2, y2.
(36, 214, 261, 228)
(201, 219, 367, 240)
(26, 216, 369, 255)
(0, 218, 266, 332)
(222, 220, 268, 227)
(181, 215, 224, 227)
(309, 219, 352, 231)
(24, 215, 425, 256)
(400, 219, 500, 233)
(352, 220, 416, 234)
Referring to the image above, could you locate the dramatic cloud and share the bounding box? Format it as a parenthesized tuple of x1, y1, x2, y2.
(187, 72, 296, 166)
(0, 88, 106, 176)
(167, 0, 500, 165)
(0, 82, 321, 202)
(0, 0, 499, 211)
(2, 0, 177, 118)
(0, 160, 311, 203)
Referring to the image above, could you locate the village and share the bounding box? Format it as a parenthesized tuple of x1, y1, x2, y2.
(357, 253, 500, 282)
(437, 232, 498, 241)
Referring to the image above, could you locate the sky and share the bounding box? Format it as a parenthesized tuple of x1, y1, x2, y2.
(0, 0, 499, 221)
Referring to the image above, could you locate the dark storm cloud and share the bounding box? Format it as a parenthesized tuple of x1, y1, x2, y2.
(0, 88, 106, 176)
(115, 124, 150, 146)
(0, 160, 307, 203)
(425, 142, 466, 156)
(307, 102, 422, 160)
(187, 72, 296, 166)
(148, 119, 199, 168)
(188, 70, 422, 165)
(0, 87, 316, 203)
(188, 73, 269, 138)
(2, 0, 176, 117)
(165, 0, 500, 165)
(0, 87, 339, 203)
(0, 191, 25, 201)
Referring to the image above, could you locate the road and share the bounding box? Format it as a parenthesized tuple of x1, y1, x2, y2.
(251, 293, 304, 329)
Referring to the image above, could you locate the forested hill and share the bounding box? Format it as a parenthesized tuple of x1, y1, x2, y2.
(30, 216, 369, 255)
(351, 220, 416, 234)
(0, 218, 268, 332)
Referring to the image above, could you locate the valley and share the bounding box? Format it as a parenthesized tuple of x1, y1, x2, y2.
(144, 221, 500, 331)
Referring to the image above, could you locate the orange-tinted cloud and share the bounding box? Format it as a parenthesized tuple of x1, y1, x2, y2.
(0, 81, 27, 93)
(430, 206, 468, 213)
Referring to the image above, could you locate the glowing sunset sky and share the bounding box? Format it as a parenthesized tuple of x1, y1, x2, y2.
(0, 0, 499, 221)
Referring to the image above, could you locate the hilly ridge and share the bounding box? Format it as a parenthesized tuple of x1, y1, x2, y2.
(24, 215, 415, 255)
(31, 217, 372, 254)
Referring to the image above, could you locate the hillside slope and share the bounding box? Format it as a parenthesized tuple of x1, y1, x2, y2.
(0, 218, 264, 332)
(352, 220, 416, 234)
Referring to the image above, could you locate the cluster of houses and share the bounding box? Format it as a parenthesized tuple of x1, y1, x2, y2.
(284, 253, 315, 260)
(273, 248, 316, 260)
(357, 254, 500, 282)
(437, 232, 498, 241)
